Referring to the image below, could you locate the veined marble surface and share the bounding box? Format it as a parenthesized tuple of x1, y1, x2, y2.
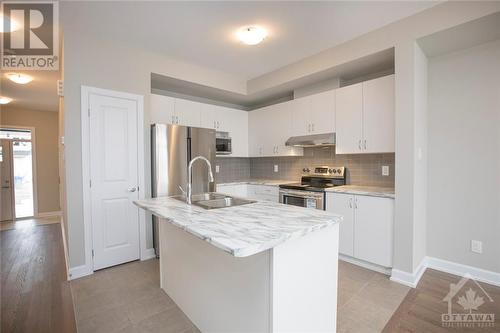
(135, 196, 342, 257)
(325, 185, 395, 199)
(217, 179, 296, 187)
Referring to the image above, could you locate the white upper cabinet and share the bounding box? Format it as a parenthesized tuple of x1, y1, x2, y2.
(174, 98, 203, 127)
(291, 90, 336, 136)
(249, 102, 303, 157)
(335, 75, 395, 154)
(150, 94, 176, 124)
(219, 107, 249, 157)
(362, 75, 395, 153)
(335, 83, 364, 154)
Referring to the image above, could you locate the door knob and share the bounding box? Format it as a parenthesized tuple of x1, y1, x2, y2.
(127, 187, 137, 192)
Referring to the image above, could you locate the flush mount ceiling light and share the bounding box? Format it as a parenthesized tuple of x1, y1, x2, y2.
(237, 26, 267, 45)
(6, 73, 34, 84)
(0, 16, 20, 33)
(0, 96, 13, 105)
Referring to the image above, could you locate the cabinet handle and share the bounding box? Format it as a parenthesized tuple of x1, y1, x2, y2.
(172, 115, 175, 124)
(308, 124, 311, 132)
(364, 139, 367, 150)
(311, 123, 315, 132)
(217, 121, 220, 129)
(358, 139, 362, 150)
(176, 116, 179, 124)
(349, 198, 353, 208)
(354, 197, 358, 209)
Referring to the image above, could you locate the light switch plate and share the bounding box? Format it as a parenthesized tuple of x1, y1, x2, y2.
(471, 240, 482, 254)
(215, 165, 220, 173)
(382, 166, 389, 176)
(274, 165, 279, 173)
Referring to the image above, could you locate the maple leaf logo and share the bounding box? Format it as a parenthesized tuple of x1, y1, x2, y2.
(457, 288, 485, 313)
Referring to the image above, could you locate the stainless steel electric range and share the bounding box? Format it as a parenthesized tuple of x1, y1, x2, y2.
(279, 166, 346, 210)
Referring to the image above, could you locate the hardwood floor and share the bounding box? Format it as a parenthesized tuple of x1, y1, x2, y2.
(1, 221, 76, 333)
(384, 268, 500, 332)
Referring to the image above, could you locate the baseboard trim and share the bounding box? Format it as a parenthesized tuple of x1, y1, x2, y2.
(141, 248, 156, 261)
(390, 257, 427, 288)
(339, 254, 392, 275)
(426, 256, 500, 287)
(390, 256, 500, 288)
(68, 264, 93, 280)
(37, 211, 62, 218)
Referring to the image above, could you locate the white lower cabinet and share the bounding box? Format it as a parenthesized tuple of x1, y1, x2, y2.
(326, 192, 394, 267)
(216, 184, 279, 203)
(216, 184, 248, 198)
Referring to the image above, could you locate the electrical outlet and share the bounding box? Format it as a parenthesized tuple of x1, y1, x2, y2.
(471, 240, 482, 254)
(382, 166, 389, 176)
(274, 165, 279, 173)
(215, 165, 220, 173)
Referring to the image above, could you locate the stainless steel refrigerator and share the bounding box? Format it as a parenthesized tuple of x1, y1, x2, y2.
(151, 124, 216, 257)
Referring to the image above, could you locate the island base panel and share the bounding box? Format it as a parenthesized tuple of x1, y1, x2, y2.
(159, 220, 339, 333)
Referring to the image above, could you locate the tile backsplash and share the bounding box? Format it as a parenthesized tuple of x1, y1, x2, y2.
(216, 147, 395, 187)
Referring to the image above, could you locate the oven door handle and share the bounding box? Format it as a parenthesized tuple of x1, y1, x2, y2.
(279, 189, 324, 199)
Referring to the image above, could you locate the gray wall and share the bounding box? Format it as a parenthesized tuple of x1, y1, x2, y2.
(216, 148, 395, 187)
(427, 39, 500, 273)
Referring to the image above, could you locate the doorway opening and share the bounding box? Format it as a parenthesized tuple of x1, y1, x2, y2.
(0, 128, 36, 220)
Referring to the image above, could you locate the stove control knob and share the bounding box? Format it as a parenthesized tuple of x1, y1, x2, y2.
(330, 168, 335, 173)
(303, 168, 310, 173)
(337, 168, 342, 175)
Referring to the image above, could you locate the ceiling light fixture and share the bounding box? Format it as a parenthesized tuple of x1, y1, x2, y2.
(6, 73, 34, 84)
(237, 26, 267, 45)
(0, 97, 13, 105)
(0, 16, 20, 33)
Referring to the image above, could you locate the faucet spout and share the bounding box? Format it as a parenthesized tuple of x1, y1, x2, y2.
(187, 156, 214, 205)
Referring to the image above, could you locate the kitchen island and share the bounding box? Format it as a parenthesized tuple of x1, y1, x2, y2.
(135, 196, 342, 333)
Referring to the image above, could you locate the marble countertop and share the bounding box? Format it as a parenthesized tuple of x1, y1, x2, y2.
(135, 196, 342, 258)
(325, 185, 395, 199)
(217, 179, 296, 186)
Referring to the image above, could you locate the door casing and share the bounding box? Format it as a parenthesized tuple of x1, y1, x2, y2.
(78, 86, 148, 280)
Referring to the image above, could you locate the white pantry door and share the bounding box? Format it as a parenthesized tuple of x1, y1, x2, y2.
(89, 93, 140, 270)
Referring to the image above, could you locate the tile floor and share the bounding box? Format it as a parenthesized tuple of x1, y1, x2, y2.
(71, 258, 409, 333)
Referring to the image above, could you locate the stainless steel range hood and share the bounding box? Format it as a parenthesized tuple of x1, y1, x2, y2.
(285, 133, 336, 147)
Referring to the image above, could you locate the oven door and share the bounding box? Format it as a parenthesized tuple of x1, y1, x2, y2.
(279, 189, 325, 210)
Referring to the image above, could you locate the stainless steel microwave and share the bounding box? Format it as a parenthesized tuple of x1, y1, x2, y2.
(216, 131, 232, 155)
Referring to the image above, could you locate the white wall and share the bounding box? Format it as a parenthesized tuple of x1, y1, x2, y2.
(427, 40, 500, 273)
(412, 43, 428, 270)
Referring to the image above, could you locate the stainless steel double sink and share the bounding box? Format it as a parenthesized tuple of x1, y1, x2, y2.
(172, 193, 256, 210)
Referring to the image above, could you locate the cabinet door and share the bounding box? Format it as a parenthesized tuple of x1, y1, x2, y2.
(248, 108, 266, 157)
(174, 98, 202, 127)
(225, 108, 249, 157)
(150, 94, 175, 124)
(216, 184, 248, 198)
(326, 193, 354, 257)
(362, 75, 395, 153)
(354, 195, 394, 267)
(310, 90, 335, 134)
(199, 104, 217, 129)
(335, 83, 363, 154)
(291, 96, 311, 136)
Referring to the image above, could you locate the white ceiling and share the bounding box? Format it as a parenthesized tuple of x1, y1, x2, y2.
(1, 69, 60, 111)
(2, 1, 439, 112)
(73, 1, 439, 80)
